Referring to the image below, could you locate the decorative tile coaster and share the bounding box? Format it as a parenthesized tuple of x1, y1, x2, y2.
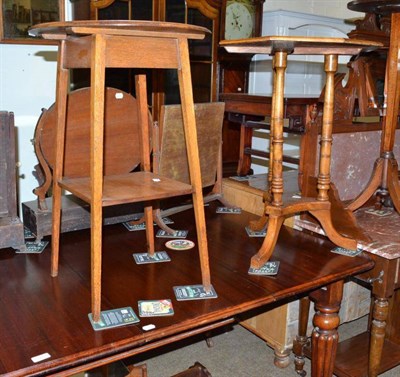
(173, 284, 218, 301)
(216, 206, 242, 214)
(229, 175, 252, 182)
(15, 241, 49, 254)
(24, 227, 35, 240)
(123, 222, 146, 231)
(248, 261, 280, 276)
(133, 251, 171, 264)
(330, 246, 362, 257)
(156, 229, 188, 238)
(365, 208, 393, 217)
(138, 299, 174, 317)
(122, 217, 174, 231)
(88, 307, 139, 331)
(165, 239, 195, 251)
(245, 226, 266, 237)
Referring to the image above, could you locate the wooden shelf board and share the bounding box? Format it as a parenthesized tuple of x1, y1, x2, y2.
(59, 171, 193, 207)
(334, 332, 400, 377)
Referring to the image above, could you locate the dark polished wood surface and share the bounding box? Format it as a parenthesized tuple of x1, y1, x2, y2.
(348, 0, 400, 14)
(0, 204, 373, 376)
(220, 92, 319, 117)
(219, 93, 319, 176)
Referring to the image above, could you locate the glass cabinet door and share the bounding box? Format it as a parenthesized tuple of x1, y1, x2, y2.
(72, 0, 220, 105)
(164, 0, 219, 104)
(94, 0, 153, 20)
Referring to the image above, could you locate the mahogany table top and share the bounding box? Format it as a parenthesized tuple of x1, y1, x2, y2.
(220, 35, 383, 56)
(348, 0, 400, 15)
(0, 204, 373, 376)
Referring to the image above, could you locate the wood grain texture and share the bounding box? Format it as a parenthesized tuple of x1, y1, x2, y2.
(159, 102, 225, 187)
(0, 203, 374, 376)
(38, 87, 143, 178)
(39, 21, 211, 322)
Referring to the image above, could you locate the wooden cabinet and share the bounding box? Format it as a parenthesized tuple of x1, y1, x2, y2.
(0, 112, 25, 251)
(219, 0, 265, 174)
(72, 1, 222, 109)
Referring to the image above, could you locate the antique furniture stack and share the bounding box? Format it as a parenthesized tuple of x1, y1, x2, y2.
(9, 2, 399, 377)
(290, 2, 400, 376)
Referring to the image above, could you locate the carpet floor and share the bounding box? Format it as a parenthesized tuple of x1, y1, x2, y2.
(79, 314, 400, 376)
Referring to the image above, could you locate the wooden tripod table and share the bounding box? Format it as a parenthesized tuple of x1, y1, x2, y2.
(29, 21, 212, 323)
(220, 36, 382, 269)
(347, 0, 400, 213)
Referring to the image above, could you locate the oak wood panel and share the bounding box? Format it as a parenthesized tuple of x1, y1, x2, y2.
(38, 87, 142, 179)
(59, 172, 194, 206)
(334, 332, 400, 377)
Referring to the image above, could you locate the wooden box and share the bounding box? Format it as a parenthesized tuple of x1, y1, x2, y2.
(22, 196, 144, 241)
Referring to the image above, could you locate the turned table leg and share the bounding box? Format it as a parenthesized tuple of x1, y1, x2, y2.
(274, 347, 292, 369)
(294, 296, 311, 376)
(368, 297, 389, 377)
(310, 280, 343, 377)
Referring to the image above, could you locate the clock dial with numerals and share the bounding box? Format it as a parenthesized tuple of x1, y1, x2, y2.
(225, 1, 254, 40)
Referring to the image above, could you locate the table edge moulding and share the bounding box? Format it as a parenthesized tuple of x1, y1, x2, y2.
(219, 35, 383, 269)
(28, 20, 213, 324)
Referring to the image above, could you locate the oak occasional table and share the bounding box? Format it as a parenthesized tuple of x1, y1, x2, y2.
(28, 21, 212, 323)
(346, 0, 400, 213)
(220, 36, 382, 269)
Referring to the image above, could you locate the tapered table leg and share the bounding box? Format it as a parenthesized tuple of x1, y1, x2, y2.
(90, 34, 107, 323)
(51, 41, 69, 278)
(177, 37, 211, 290)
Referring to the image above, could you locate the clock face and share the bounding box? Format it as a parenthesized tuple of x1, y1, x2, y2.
(225, 2, 254, 40)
